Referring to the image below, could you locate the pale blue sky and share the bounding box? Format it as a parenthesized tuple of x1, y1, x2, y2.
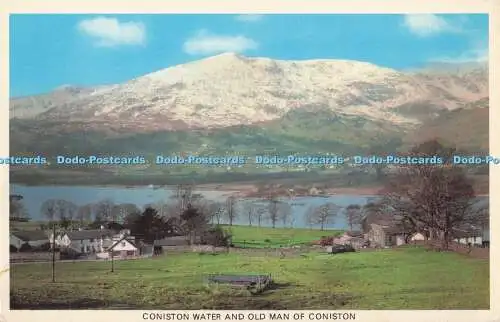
(10, 14, 488, 97)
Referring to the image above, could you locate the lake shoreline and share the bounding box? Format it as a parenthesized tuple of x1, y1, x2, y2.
(10, 181, 489, 198)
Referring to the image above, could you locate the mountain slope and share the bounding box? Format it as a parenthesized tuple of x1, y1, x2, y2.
(10, 53, 488, 131)
(403, 98, 489, 152)
(9, 54, 489, 164)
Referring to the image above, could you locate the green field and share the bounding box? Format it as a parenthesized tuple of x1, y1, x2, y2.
(10, 246, 489, 309)
(226, 225, 342, 248)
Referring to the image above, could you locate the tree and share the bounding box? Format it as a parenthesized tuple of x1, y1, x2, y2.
(111, 203, 140, 223)
(40, 199, 59, 221)
(255, 206, 266, 227)
(345, 204, 362, 231)
(125, 207, 171, 243)
(280, 203, 292, 227)
(225, 195, 237, 226)
(268, 196, 280, 228)
(40, 199, 77, 222)
(180, 204, 210, 245)
(202, 226, 232, 247)
(155, 202, 172, 219)
(59, 200, 78, 221)
(10, 194, 29, 221)
(382, 139, 479, 249)
(360, 201, 385, 233)
(76, 204, 93, 225)
(308, 202, 340, 230)
(170, 184, 198, 217)
(243, 202, 255, 226)
(94, 199, 115, 222)
(206, 201, 225, 225)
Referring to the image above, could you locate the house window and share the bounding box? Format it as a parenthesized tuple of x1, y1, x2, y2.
(121, 242, 126, 247)
(90, 238, 94, 242)
(81, 246, 84, 253)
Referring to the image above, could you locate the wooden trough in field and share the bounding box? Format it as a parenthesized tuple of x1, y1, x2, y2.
(206, 274, 273, 295)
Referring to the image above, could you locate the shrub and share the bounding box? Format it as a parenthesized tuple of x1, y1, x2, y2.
(33, 242, 51, 252)
(10, 245, 18, 252)
(19, 243, 33, 252)
(319, 236, 335, 246)
(202, 226, 232, 247)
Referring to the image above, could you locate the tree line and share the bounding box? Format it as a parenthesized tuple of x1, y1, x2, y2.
(10, 140, 489, 250)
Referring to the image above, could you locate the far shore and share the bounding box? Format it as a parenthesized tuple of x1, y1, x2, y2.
(10, 181, 489, 198)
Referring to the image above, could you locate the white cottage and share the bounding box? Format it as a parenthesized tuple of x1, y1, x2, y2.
(54, 228, 133, 254)
(109, 236, 139, 258)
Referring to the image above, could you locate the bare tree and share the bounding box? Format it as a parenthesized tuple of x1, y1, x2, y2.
(268, 196, 280, 228)
(280, 203, 292, 227)
(255, 206, 266, 227)
(155, 202, 171, 219)
(382, 140, 479, 249)
(225, 195, 237, 226)
(201, 201, 220, 225)
(40, 199, 77, 222)
(308, 202, 340, 230)
(304, 208, 315, 229)
(170, 184, 198, 216)
(10, 195, 29, 221)
(243, 202, 255, 226)
(210, 202, 225, 225)
(345, 204, 362, 231)
(76, 204, 93, 224)
(63, 201, 78, 221)
(41, 199, 59, 221)
(111, 203, 140, 223)
(94, 199, 115, 222)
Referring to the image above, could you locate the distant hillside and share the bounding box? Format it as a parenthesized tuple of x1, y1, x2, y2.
(404, 98, 488, 153)
(8, 54, 489, 185)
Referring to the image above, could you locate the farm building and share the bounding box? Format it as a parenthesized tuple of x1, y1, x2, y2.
(52, 227, 135, 255)
(10, 230, 49, 251)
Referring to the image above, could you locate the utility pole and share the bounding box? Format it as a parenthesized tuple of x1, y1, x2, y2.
(111, 249, 114, 272)
(52, 221, 56, 282)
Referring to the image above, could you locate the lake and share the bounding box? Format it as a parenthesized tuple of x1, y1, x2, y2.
(10, 184, 381, 230)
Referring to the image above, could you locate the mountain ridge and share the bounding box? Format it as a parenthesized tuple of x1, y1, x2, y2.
(10, 53, 488, 132)
(9, 54, 489, 167)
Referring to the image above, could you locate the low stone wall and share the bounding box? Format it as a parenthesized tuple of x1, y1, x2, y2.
(191, 245, 228, 253)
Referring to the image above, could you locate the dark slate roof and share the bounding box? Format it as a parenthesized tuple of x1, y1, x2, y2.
(66, 229, 113, 240)
(345, 231, 363, 237)
(453, 224, 483, 238)
(11, 230, 49, 242)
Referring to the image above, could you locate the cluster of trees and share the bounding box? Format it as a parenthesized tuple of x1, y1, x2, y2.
(10, 194, 29, 222)
(12, 140, 488, 251)
(378, 140, 488, 249)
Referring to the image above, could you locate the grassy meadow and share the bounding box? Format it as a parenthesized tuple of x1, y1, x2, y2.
(226, 225, 342, 248)
(10, 245, 489, 309)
